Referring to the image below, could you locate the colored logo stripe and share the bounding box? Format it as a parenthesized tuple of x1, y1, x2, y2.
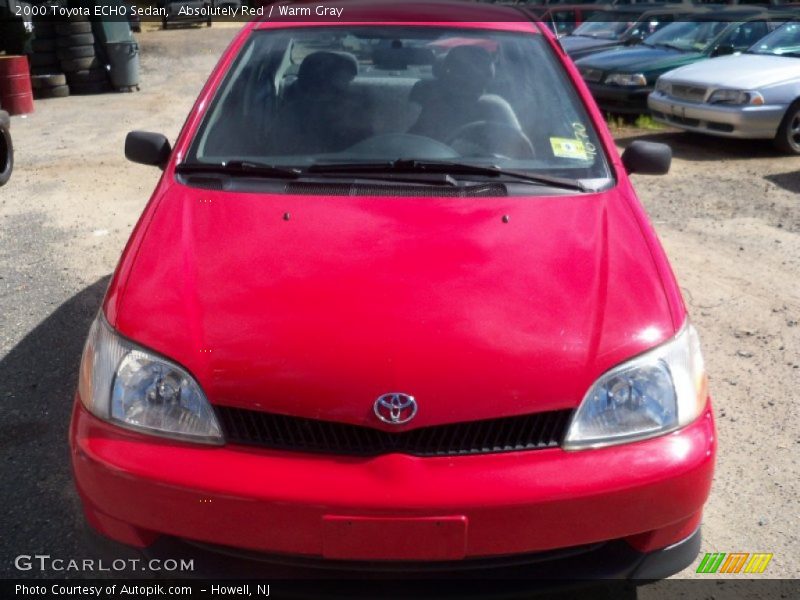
(697, 553, 726, 573)
(720, 553, 749, 573)
(697, 552, 773, 574)
(744, 553, 773, 574)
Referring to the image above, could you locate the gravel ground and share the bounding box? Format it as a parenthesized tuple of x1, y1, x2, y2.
(0, 24, 798, 587)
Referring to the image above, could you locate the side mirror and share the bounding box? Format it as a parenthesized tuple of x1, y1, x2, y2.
(711, 44, 735, 57)
(621, 140, 671, 175)
(125, 131, 171, 169)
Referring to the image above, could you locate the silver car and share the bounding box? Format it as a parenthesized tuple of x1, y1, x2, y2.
(648, 21, 800, 154)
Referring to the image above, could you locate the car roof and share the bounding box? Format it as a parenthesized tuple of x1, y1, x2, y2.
(695, 7, 791, 20)
(254, 0, 536, 26)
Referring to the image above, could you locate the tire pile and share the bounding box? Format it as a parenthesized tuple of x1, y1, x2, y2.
(29, 16, 110, 99)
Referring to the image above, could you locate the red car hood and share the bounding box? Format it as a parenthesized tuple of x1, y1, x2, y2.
(113, 185, 676, 429)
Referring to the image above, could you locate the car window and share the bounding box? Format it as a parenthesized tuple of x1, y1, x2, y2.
(189, 26, 610, 184)
(643, 20, 730, 52)
(627, 15, 675, 41)
(572, 15, 635, 40)
(748, 21, 800, 56)
(722, 20, 769, 51)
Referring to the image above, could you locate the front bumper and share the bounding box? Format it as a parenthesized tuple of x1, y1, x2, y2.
(70, 398, 715, 575)
(585, 83, 652, 114)
(649, 92, 785, 139)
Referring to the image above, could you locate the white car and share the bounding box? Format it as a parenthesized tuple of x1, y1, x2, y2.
(649, 21, 800, 154)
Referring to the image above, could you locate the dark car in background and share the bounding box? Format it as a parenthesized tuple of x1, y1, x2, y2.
(160, 0, 212, 29)
(574, 8, 790, 113)
(517, 2, 609, 37)
(561, 5, 710, 60)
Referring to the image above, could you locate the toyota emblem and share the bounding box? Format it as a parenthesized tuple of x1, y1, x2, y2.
(374, 393, 417, 425)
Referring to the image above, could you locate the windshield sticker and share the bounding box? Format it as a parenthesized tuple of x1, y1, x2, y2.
(550, 137, 588, 160)
(571, 122, 597, 159)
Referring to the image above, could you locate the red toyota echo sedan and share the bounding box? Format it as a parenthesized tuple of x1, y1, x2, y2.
(70, 0, 716, 580)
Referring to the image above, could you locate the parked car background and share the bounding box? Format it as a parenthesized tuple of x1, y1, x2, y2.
(159, 0, 213, 29)
(575, 8, 790, 113)
(517, 2, 609, 37)
(561, 5, 711, 60)
(649, 20, 800, 153)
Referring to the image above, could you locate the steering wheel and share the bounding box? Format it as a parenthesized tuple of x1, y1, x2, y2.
(446, 121, 535, 160)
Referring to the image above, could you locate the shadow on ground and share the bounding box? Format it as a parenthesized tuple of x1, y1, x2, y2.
(764, 170, 800, 195)
(0, 276, 109, 576)
(614, 130, 785, 162)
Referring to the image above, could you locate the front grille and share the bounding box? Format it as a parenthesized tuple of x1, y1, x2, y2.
(216, 406, 573, 457)
(669, 83, 707, 103)
(664, 114, 701, 128)
(579, 68, 603, 83)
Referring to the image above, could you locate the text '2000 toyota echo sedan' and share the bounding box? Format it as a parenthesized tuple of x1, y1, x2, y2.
(70, 0, 716, 581)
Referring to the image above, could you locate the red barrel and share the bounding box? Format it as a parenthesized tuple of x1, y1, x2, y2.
(0, 56, 35, 115)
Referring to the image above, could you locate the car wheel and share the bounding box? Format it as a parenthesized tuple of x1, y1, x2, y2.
(774, 99, 800, 155)
(0, 114, 13, 187)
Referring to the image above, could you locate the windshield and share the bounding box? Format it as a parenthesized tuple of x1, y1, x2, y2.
(643, 20, 729, 52)
(748, 21, 800, 56)
(188, 26, 610, 186)
(571, 15, 636, 40)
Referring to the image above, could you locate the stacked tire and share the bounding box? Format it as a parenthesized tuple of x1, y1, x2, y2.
(56, 18, 109, 95)
(0, 109, 12, 187)
(30, 19, 69, 99)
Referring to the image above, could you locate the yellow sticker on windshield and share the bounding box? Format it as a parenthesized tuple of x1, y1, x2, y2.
(550, 137, 588, 160)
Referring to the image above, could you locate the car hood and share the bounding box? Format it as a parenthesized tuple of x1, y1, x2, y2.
(660, 53, 800, 89)
(114, 185, 675, 429)
(577, 46, 703, 75)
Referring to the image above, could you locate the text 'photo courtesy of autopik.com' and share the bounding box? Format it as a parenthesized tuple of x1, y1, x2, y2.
(0, 0, 798, 598)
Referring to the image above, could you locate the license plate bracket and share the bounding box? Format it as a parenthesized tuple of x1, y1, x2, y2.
(322, 515, 468, 561)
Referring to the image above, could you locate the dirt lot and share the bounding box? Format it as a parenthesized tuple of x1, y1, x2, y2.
(0, 24, 798, 584)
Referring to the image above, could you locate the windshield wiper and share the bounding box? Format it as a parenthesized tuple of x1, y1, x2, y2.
(307, 160, 588, 192)
(176, 160, 301, 179)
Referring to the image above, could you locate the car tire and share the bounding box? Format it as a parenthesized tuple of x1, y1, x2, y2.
(774, 99, 800, 155)
(31, 73, 68, 88)
(34, 84, 70, 99)
(30, 66, 63, 76)
(56, 21, 93, 36)
(32, 38, 57, 52)
(33, 21, 57, 38)
(60, 57, 102, 73)
(0, 114, 13, 188)
(57, 45, 96, 60)
(57, 33, 95, 48)
(30, 52, 59, 68)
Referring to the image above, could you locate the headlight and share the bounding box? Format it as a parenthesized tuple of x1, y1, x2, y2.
(78, 314, 223, 444)
(655, 78, 671, 95)
(707, 89, 764, 106)
(563, 322, 707, 450)
(605, 72, 647, 87)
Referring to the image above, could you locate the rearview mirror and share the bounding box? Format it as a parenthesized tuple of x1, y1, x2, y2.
(711, 44, 735, 57)
(621, 141, 671, 175)
(125, 131, 171, 169)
